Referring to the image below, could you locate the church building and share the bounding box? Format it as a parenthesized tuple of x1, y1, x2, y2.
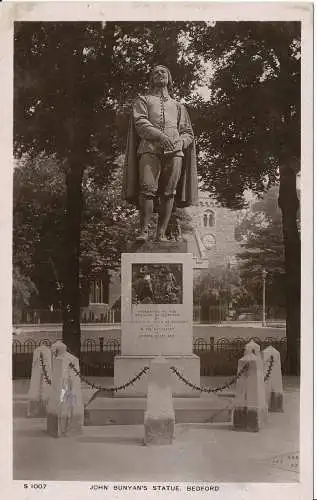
(185, 190, 242, 271)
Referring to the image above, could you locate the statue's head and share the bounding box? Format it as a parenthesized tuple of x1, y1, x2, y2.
(150, 65, 173, 89)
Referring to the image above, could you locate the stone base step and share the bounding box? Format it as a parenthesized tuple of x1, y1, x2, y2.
(13, 398, 29, 418)
(84, 395, 235, 426)
(13, 390, 94, 418)
(13, 391, 235, 420)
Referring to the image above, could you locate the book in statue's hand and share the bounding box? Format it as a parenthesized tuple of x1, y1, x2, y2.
(163, 138, 183, 155)
(163, 148, 182, 156)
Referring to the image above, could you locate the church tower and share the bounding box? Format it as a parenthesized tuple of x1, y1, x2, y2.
(185, 190, 241, 270)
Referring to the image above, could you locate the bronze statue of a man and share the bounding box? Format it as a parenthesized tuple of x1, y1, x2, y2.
(123, 65, 198, 242)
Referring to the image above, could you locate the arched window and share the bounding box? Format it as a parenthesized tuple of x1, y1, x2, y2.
(202, 210, 215, 228)
(89, 279, 104, 304)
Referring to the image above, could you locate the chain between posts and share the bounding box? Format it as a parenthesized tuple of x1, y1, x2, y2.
(39, 353, 274, 396)
(38, 352, 150, 393)
(39, 352, 52, 386)
(171, 354, 275, 394)
(69, 362, 150, 393)
(264, 354, 274, 382)
(170, 362, 249, 394)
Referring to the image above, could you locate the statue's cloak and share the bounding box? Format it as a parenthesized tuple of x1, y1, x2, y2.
(122, 110, 198, 209)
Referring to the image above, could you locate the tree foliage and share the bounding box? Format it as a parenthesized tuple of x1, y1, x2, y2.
(13, 154, 66, 309)
(186, 22, 300, 373)
(186, 21, 300, 207)
(235, 186, 286, 310)
(13, 154, 139, 309)
(12, 267, 38, 324)
(235, 187, 284, 274)
(14, 22, 201, 165)
(194, 264, 242, 304)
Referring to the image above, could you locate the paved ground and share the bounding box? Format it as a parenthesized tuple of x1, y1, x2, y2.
(13, 377, 299, 483)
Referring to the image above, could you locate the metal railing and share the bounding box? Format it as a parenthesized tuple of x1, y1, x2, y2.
(12, 336, 287, 379)
(193, 336, 287, 376)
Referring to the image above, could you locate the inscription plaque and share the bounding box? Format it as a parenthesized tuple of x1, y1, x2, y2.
(121, 253, 193, 356)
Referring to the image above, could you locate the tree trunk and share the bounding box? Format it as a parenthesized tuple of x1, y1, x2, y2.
(58, 24, 116, 358)
(62, 161, 84, 358)
(278, 164, 300, 375)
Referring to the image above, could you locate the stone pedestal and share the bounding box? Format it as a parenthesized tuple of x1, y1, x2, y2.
(114, 251, 200, 398)
(128, 240, 188, 254)
(144, 356, 175, 445)
(84, 395, 233, 426)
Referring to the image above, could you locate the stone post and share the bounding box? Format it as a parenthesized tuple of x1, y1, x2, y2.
(46, 342, 83, 437)
(244, 339, 264, 371)
(144, 356, 175, 445)
(263, 346, 284, 412)
(51, 339, 67, 357)
(27, 345, 52, 417)
(244, 339, 261, 357)
(233, 352, 268, 432)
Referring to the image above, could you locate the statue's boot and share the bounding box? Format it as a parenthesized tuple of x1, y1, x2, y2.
(155, 232, 168, 242)
(136, 227, 149, 242)
(136, 195, 153, 241)
(156, 196, 174, 242)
